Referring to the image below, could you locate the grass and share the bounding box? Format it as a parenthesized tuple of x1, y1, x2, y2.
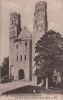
(2, 85, 63, 95)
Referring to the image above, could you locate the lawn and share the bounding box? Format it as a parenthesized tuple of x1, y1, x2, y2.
(2, 85, 63, 95)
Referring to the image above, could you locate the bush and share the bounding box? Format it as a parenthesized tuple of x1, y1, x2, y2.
(1, 75, 12, 83)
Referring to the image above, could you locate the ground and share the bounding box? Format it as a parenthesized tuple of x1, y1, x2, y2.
(0, 80, 63, 100)
(0, 80, 38, 95)
(2, 85, 63, 95)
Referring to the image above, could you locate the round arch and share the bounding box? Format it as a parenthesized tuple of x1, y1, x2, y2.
(18, 69, 25, 80)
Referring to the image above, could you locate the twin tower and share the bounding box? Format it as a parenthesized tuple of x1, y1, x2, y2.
(9, 1, 48, 81)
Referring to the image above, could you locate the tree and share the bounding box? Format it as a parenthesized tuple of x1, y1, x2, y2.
(34, 30, 63, 89)
(1, 57, 9, 78)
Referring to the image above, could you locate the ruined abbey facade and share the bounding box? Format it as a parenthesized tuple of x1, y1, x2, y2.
(9, 1, 48, 81)
(9, 13, 32, 81)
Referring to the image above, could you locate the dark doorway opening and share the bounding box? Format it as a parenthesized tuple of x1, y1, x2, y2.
(19, 69, 24, 80)
(37, 77, 42, 85)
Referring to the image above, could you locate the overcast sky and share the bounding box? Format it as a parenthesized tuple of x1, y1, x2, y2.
(0, 0, 63, 64)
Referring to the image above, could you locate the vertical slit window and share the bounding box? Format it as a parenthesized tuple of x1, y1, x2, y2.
(24, 55, 26, 60)
(20, 55, 22, 61)
(25, 41, 27, 46)
(16, 44, 18, 49)
(17, 54, 18, 61)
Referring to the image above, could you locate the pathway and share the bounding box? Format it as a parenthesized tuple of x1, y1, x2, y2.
(0, 80, 38, 95)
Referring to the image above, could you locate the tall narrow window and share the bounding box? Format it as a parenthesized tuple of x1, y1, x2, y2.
(25, 41, 27, 46)
(20, 55, 22, 61)
(12, 20, 13, 24)
(16, 44, 18, 49)
(24, 55, 26, 60)
(35, 20, 37, 25)
(17, 54, 18, 61)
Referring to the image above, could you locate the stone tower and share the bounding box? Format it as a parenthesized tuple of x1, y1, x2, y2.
(32, 1, 48, 67)
(9, 12, 32, 81)
(9, 12, 21, 79)
(9, 12, 21, 40)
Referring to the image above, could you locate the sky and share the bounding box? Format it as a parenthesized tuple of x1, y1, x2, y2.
(0, 0, 63, 64)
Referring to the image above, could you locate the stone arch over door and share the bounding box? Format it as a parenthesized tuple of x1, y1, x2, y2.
(18, 69, 25, 80)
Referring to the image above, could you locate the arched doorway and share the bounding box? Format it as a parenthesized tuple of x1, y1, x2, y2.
(18, 69, 24, 80)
